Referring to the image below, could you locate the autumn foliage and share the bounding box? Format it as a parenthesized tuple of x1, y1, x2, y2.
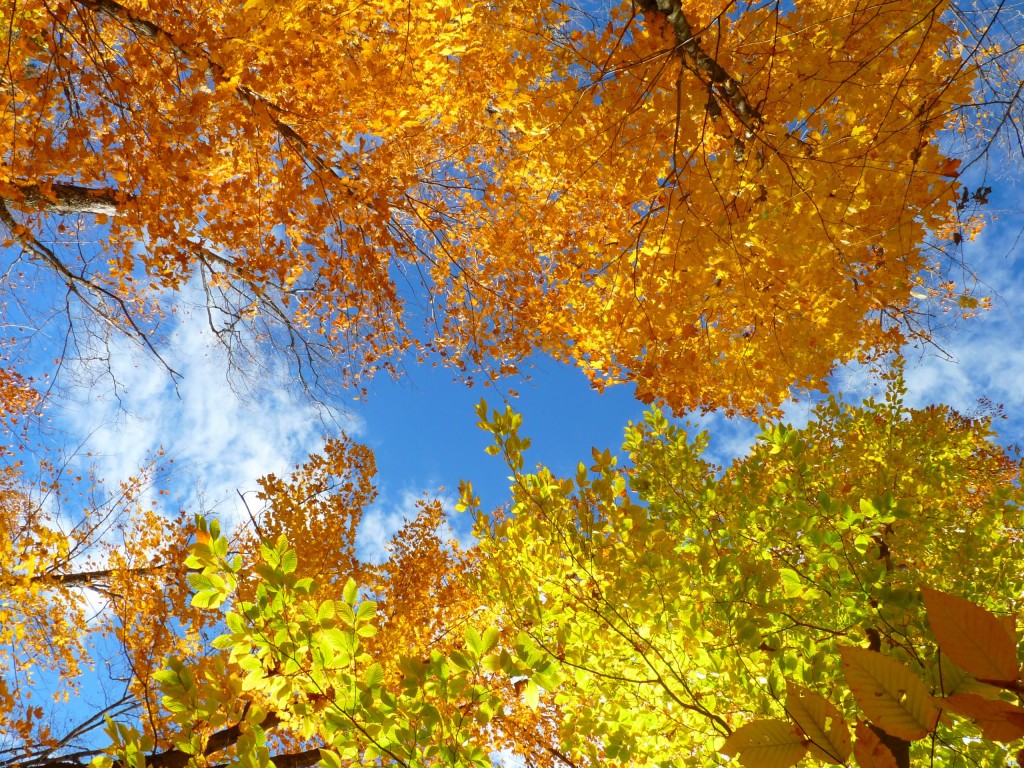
(1, 0, 1023, 766)
(0, 0, 988, 413)
(469, 377, 1024, 766)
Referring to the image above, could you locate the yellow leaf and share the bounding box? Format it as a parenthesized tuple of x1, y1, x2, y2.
(840, 647, 939, 740)
(785, 683, 851, 764)
(720, 720, 807, 768)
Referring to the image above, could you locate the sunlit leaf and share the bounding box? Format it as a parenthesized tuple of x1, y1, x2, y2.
(785, 684, 851, 763)
(840, 647, 939, 740)
(720, 720, 808, 768)
(941, 693, 1024, 743)
(922, 586, 1018, 684)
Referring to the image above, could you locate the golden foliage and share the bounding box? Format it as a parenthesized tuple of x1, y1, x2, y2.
(0, 0, 985, 413)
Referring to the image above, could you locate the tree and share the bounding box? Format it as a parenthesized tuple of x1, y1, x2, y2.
(0, 434, 489, 768)
(0, 447, 202, 767)
(0, 0, 998, 413)
(10, 370, 1021, 768)
(88, 519, 560, 768)
(3, 0, 1024, 763)
(468, 373, 1024, 766)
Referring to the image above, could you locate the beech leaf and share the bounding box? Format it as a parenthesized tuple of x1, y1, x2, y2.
(720, 720, 807, 768)
(785, 683, 852, 764)
(921, 586, 1018, 685)
(941, 693, 1024, 743)
(840, 647, 939, 740)
(852, 722, 900, 768)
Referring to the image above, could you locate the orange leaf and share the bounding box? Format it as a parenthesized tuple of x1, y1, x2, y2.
(785, 683, 851, 764)
(921, 586, 1018, 685)
(720, 720, 807, 768)
(852, 722, 900, 768)
(840, 647, 939, 740)
(938, 157, 961, 177)
(942, 693, 1024, 743)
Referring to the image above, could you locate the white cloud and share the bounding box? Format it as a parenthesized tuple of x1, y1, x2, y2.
(356, 488, 465, 564)
(798, 212, 1024, 445)
(53, 287, 360, 531)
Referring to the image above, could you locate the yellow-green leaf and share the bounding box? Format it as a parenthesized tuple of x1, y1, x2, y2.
(785, 683, 851, 764)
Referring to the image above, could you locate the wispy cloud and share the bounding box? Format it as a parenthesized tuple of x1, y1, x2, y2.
(52, 289, 360, 528)
(356, 488, 465, 564)
(843, 214, 1024, 434)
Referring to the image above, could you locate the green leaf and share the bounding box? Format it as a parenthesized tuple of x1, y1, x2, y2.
(449, 651, 472, 670)
(152, 666, 180, 683)
(364, 663, 384, 688)
(779, 569, 803, 598)
(259, 542, 277, 567)
(319, 628, 351, 657)
(481, 626, 500, 654)
(225, 612, 245, 633)
(355, 600, 376, 622)
(187, 573, 213, 591)
(281, 549, 298, 574)
(343, 578, 358, 605)
(317, 601, 335, 623)
(338, 601, 356, 627)
(317, 749, 341, 768)
(465, 627, 483, 656)
(191, 589, 225, 609)
(523, 680, 540, 709)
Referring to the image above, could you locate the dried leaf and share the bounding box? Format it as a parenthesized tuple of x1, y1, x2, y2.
(942, 694, 1024, 743)
(852, 722, 900, 768)
(922, 586, 1018, 685)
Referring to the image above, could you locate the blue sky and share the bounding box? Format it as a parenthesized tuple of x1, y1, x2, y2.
(42, 174, 1024, 563)
(2, 120, 1016, 567)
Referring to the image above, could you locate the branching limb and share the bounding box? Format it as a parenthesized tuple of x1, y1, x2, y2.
(0, 199, 182, 386)
(636, 0, 763, 134)
(1, 182, 132, 216)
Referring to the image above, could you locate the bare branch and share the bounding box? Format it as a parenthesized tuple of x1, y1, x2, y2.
(0, 199, 182, 386)
(2, 182, 130, 216)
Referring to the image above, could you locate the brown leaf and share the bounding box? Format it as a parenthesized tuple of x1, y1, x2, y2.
(942, 693, 1024, 743)
(852, 722, 900, 768)
(921, 586, 1018, 685)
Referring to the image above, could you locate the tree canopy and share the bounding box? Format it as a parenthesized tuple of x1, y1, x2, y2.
(469, 376, 1024, 766)
(0, 0, 996, 413)
(1, 0, 1023, 766)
